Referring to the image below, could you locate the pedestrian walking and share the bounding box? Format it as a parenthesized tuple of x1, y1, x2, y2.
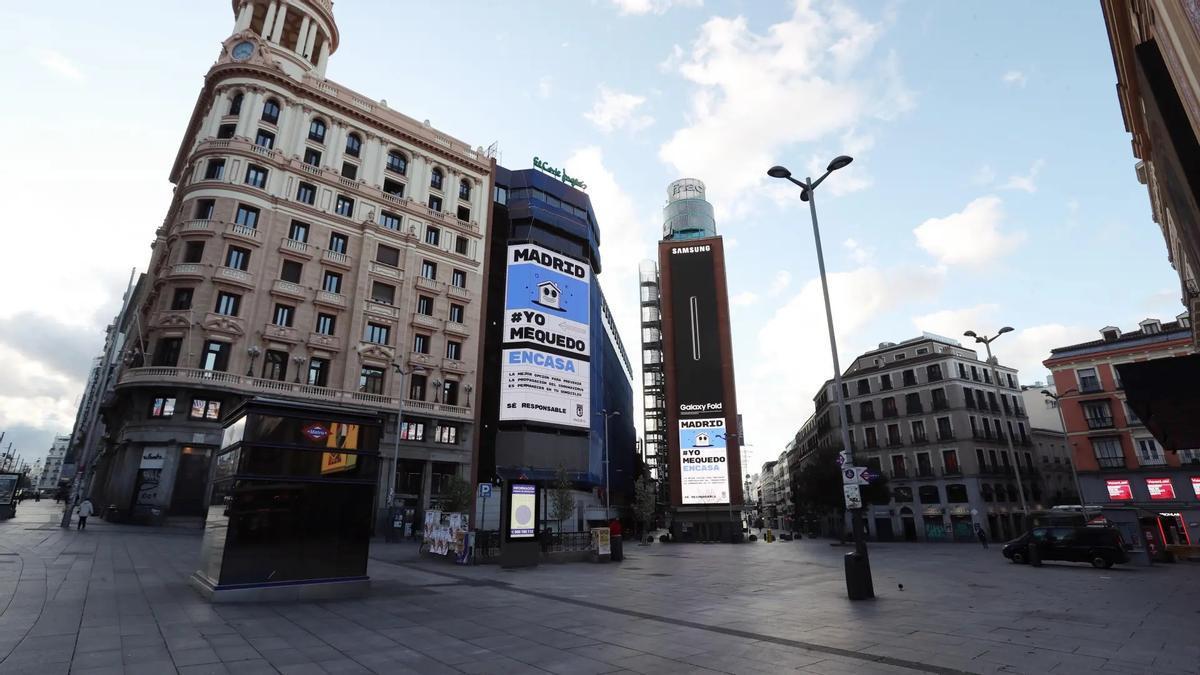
(609, 517, 623, 562)
(975, 523, 988, 549)
(76, 497, 94, 531)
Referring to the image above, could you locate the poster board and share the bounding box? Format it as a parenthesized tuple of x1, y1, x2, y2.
(422, 510, 470, 557)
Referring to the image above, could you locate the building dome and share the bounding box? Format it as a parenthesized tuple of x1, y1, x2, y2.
(662, 178, 716, 240)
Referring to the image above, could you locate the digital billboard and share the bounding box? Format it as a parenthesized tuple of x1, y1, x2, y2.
(679, 417, 729, 503)
(499, 243, 591, 428)
(508, 483, 537, 538)
(1192, 476, 1200, 499)
(1146, 478, 1176, 500)
(1106, 479, 1133, 501)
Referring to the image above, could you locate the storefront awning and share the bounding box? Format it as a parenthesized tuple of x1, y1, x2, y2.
(1117, 355, 1200, 450)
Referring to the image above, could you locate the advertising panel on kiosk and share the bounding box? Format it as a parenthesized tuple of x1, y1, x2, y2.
(499, 243, 591, 429)
(506, 483, 539, 541)
(667, 242, 732, 505)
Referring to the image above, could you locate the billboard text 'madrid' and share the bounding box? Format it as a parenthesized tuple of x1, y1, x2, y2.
(500, 243, 591, 429)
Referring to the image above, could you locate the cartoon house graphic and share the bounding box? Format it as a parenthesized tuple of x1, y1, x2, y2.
(694, 432, 711, 448)
(534, 280, 564, 311)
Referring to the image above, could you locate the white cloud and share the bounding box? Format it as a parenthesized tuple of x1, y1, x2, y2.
(972, 164, 996, 186)
(1001, 158, 1045, 193)
(33, 48, 83, 81)
(610, 0, 702, 16)
(658, 2, 909, 217)
(730, 291, 760, 307)
(768, 270, 791, 297)
(1005, 324, 1095, 384)
(1002, 70, 1027, 87)
(913, 196, 1025, 266)
(843, 238, 871, 264)
(536, 76, 552, 99)
(584, 87, 653, 132)
(911, 304, 1000, 340)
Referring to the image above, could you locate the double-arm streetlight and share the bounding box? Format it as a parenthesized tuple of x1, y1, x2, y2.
(600, 409, 621, 520)
(1040, 388, 1087, 513)
(768, 156, 873, 600)
(963, 328, 1029, 524)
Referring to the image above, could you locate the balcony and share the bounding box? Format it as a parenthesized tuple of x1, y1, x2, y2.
(865, 439, 879, 449)
(169, 263, 206, 279)
(910, 434, 929, 445)
(937, 431, 955, 441)
(402, 398, 473, 420)
(941, 466, 962, 477)
(176, 219, 214, 236)
(443, 358, 469, 373)
(416, 277, 443, 294)
(215, 266, 254, 288)
(927, 372, 944, 382)
(279, 237, 314, 259)
(322, 249, 352, 269)
(907, 403, 924, 414)
(409, 351, 437, 369)
(271, 279, 307, 300)
(447, 284, 472, 301)
(914, 466, 935, 478)
(882, 409, 899, 419)
(368, 261, 403, 281)
(861, 412, 876, 422)
(262, 324, 301, 344)
(224, 223, 262, 245)
(886, 438, 904, 448)
(1080, 380, 1103, 394)
(307, 332, 342, 352)
(932, 400, 949, 411)
(315, 290, 347, 308)
(412, 313, 441, 330)
(889, 467, 909, 479)
(202, 312, 244, 336)
(1085, 415, 1115, 430)
(1096, 457, 1126, 470)
(444, 320, 471, 337)
(363, 300, 399, 320)
(902, 376, 917, 387)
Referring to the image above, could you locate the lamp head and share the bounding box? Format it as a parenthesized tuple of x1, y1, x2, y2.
(1040, 389, 1051, 397)
(963, 330, 977, 339)
(800, 188, 811, 202)
(999, 326, 1014, 335)
(767, 165, 792, 179)
(827, 155, 854, 171)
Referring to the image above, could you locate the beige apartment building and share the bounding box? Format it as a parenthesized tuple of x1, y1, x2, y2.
(87, 0, 493, 524)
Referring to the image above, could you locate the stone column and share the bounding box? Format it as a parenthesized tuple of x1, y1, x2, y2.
(363, 135, 384, 188)
(421, 461, 433, 510)
(327, 123, 345, 169)
(316, 40, 330, 75)
(234, 2, 254, 32)
(261, 0, 278, 37)
(295, 14, 310, 54)
(237, 89, 263, 139)
(270, 3, 288, 44)
(205, 91, 229, 138)
(293, 107, 313, 156)
(304, 22, 319, 60)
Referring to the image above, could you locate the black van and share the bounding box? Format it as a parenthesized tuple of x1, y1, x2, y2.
(1003, 526, 1129, 568)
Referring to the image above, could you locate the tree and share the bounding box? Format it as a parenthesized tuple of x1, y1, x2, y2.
(632, 475, 657, 540)
(548, 467, 575, 533)
(441, 476, 473, 514)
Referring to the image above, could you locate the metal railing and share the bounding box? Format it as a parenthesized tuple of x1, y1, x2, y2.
(1085, 415, 1114, 430)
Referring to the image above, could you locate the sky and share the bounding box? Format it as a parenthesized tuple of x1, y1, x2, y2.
(0, 1, 1185, 474)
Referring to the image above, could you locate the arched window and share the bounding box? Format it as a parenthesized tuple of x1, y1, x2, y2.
(261, 98, 280, 124)
(308, 118, 327, 143)
(386, 151, 407, 175)
(345, 132, 362, 158)
(458, 179, 470, 200)
(228, 92, 243, 116)
(430, 168, 444, 190)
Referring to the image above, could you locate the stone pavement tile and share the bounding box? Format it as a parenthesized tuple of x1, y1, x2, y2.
(278, 665, 325, 675)
(122, 632, 167, 648)
(64, 667, 122, 675)
(224, 658, 278, 674)
(676, 652, 783, 675)
(168, 635, 212, 651)
(974, 644, 1064, 672)
(179, 664, 233, 675)
(260, 647, 315, 667)
(316, 657, 373, 673)
(123, 644, 173, 665)
(246, 635, 291, 651)
(566, 643, 645, 664)
(206, 634, 253, 649)
(456, 654, 554, 674)
(64, 648, 124, 671)
(124, 659, 178, 675)
(214, 644, 262, 663)
(296, 644, 342, 662)
(607, 652, 722, 674)
(172, 646, 222, 667)
(76, 632, 122, 653)
(533, 654, 624, 675)
(797, 656, 915, 675)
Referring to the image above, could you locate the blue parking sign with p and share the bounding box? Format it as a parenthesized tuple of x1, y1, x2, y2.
(479, 483, 492, 498)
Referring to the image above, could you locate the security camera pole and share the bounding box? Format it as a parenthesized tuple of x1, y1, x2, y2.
(768, 156, 873, 600)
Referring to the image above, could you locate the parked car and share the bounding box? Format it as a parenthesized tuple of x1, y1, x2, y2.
(1003, 526, 1129, 568)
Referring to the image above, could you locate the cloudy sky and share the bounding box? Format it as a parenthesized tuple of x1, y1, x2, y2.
(0, 1, 1182, 473)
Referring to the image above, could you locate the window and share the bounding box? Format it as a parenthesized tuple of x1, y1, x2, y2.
(942, 450, 960, 475)
(261, 98, 280, 124)
(280, 259, 302, 283)
(857, 379, 871, 395)
(359, 366, 385, 395)
(370, 281, 395, 305)
(894, 353, 906, 360)
(295, 181, 316, 205)
(376, 244, 400, 267)
(153, 337, 182, 367)
(328, 233, 348, 254)
(983, 369, 992, 384)
(449, 303, 464, 323)
(494, 185, 508, 204)
(214, 292, 240, 316)
(379, 211, 401, 230)
(1006, 373, 1016, 388)
(904, 392, 922, 414)
(316, 313, 336, 335)
(425, 226, 441, 246)
(457, 205, 470, 222)
(204, 159, 225, 180)
(272, 303, 294, 327)
(1136, 438, 1166, 465)
(224, 246, 249, 271)
(931, 388, 948, 410)
(254, 129, 275, 149)
(322, 271, 342, 294)
(926, 364, 943, 381)
(902, 369, 917, 386)
(228, 93, 243, 115)
(183, 241, 205, 263)
(304, 148, 322, 167)
(1124, 401, 1142, 426)
(189, 399, 222, 421)
(234, 204, 259, 228)
(400, 421, 425, 441)
(435, 424, 459, 444)
(451, 269, 466, 288)
(341, 162, 357, 180)
(455, 235, 469, 256)
(217, 124, 236, 139)
(413, 333, 430, 354)
(345, 133, 362, 157)
(430, 168, 444, 190)
(244, 164, 268, 188)
(886, 424, 901, 446)
(970, 365, 979, 381)
(911, 419, 927, 442)
(171, 288, 193, 311)
(364, 322, 390, 345)
(936, 417, 953, 440)
(335, 194, 354, 217)
(1078, 367, 1102, 393)
(446, 340, 462, 360)
(880, 374, 892, 390)
(459, 179, 471, 200)
(262, 350, 287, 381)
(307, 357, 329, 387)
(881, 397, 897, 417)
(308, 118, 326, 143)
(428, 195, 443, 212)
(194, 199, 215, 220)
(860, 401, 875, 421)
(409, 373, 427, 400)
(150, 397, 177, 418)
(200, 341, 229, 372)
(1082, 401, 1114, 429)
(1093, 437, 1125, 469)
(383, 178, 405, 197)
(918, 485, 941, 504)
(958, 363, 967, 378)
(417, 295, 434, 316)
(386, 151, 407, 174)
(945, 484, 969, 503)
(864, 427, 878, 448)
(1180, 448, 1200, 465)
(421, 260, 437, 280)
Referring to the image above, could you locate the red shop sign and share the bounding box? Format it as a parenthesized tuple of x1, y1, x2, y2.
(1106, 479, 1133, 501)
(1190, 476, 1200, 499)
(1146, 478, 1176, 501)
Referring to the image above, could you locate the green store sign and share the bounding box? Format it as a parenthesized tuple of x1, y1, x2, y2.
(533, 156, 587, 190)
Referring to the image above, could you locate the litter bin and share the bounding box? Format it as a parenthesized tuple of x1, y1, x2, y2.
(844, 551, 874, 600)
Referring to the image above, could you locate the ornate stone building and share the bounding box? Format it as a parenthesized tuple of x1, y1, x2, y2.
(87, 0, 492, 524)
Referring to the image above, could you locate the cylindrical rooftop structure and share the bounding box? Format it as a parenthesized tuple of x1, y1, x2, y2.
(663, 178, 716, 240)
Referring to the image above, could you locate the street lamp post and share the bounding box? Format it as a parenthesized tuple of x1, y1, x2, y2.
(1041, 388, 1088, 513)
(600, 410, 621, 520)
(387, 364, 424, 541)
(963, 328, 1030, 526)
(246, 346, 261, 377)
(768, 156, 873, 600)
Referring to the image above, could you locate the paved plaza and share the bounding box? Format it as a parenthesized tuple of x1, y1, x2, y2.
(0, 501, 1195, 674)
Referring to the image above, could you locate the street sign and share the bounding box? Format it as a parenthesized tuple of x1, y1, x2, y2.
(479, 483, 492, 498)
(835, 452, 847, 467)
(842, 466, 872, 486)
(843, 484, 862, 509)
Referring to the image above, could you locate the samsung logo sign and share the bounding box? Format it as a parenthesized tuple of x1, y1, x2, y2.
(671, 245, 712, 255)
